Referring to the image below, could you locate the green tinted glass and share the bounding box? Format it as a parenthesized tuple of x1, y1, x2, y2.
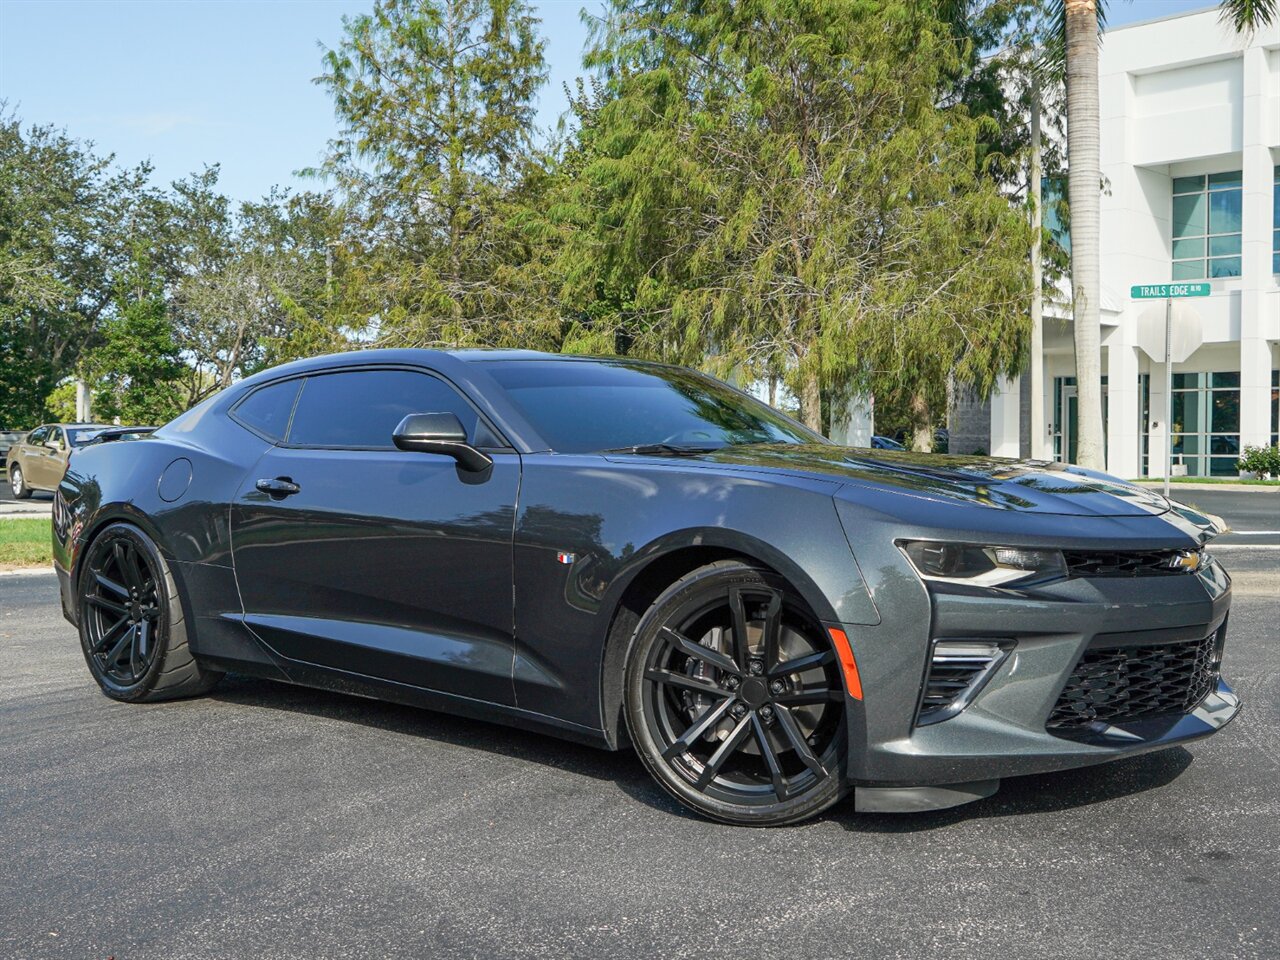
(1207, 170, 1242, 189)
(1172, 259, 1203, 280)
(1172, 238, 1204, 259)
(1208, 257, 1241, 278)
(1208, 234, 1241, 257)
(1172, 175, 1204, 194)
(1208, 190, 1241, 234)
(1172, 193, 1205, 238)
(1208, 457, 1237, 477)
(1211, 371, 1240, 389)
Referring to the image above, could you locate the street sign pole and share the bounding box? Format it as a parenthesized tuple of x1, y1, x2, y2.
(1163, 296, 1172, 500)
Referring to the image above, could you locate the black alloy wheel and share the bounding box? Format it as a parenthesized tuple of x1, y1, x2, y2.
(78, 523, 222, 702)
(625, 560, 848, 826)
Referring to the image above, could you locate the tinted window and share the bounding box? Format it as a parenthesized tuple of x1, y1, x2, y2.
(287, 370, 481, 449)
(478, 360, 818, 454)
(27, 427, 48, 445)
(233, 379, 303, 441)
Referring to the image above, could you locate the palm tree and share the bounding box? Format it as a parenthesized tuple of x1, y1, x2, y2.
(1058, 0, 1275, 470)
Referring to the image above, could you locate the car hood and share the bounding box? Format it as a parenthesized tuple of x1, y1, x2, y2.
(663, 444, 1183, 519)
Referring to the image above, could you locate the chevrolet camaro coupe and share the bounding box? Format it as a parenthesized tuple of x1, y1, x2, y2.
(53, 350, 1240, 825)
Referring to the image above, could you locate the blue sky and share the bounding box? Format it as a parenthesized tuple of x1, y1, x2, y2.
(0, 0, 1216, 203)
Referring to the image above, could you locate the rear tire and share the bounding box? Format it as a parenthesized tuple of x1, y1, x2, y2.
(77, 523, 223, 702)
(624, 560, 847, 826)
(10, 463, 31, 499)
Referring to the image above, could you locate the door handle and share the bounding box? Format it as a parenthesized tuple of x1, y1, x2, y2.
(256, 477, 301, 498)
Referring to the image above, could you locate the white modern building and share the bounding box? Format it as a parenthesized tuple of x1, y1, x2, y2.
(983, 6, 1280, 478)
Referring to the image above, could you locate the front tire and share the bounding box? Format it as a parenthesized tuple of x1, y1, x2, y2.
(77, 523, 223, 702)
(10, 463, 31, 499)
(624, 561, 848, 826)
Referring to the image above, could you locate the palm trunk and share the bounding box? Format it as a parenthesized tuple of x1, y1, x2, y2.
(1065, 0, 1105, 469)
(1029, 79, 1048, 460)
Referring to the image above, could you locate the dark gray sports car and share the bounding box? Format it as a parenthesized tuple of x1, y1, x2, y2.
(53, 350, 1239, 825)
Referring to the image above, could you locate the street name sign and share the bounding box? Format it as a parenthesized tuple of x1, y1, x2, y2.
(1130, 280, 1211, 496)
(1130, 282, 1211, 299)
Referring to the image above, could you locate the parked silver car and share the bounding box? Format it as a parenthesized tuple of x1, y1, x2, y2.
(6, 423, 114, 498)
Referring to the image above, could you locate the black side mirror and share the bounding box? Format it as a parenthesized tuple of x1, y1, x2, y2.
(392, 412, 493, 473)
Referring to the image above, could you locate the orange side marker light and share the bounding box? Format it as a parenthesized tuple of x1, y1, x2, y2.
(827, 627, 863, 701)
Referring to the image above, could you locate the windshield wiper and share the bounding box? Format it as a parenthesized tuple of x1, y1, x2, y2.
(601, 443, 720, 456)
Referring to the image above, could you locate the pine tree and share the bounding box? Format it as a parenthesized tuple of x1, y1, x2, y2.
(317, 0, 558, 349)
(565, 0, 1032, 437)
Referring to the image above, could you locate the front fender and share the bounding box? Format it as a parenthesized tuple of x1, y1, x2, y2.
(510, 454, 879, 734)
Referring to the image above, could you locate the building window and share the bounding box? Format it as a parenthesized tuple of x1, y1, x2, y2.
(1273, 166, 1279, 275)
(1139, 373, 1150, 477)
(1171, 372, 1240, 477)
(1052, 376, 1108, 467)
(1172, 172, 1242, 280)
(1042, 176, 1070, 255)
(1272, 370, 1278, 448)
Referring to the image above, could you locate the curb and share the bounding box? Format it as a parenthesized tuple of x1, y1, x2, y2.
(1133, 482, 1279, 493)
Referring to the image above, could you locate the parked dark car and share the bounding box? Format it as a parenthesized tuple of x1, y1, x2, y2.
(53, 350, 1238, 825)
(870, 434, 906, 450)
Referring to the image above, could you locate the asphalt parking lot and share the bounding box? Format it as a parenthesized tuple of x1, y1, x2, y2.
(2, 547, 1277, 959)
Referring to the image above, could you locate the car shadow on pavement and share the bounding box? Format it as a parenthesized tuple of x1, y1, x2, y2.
(208, 672, 658, 788)
(209, 673, 1196, 828)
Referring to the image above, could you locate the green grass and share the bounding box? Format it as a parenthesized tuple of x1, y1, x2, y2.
(1130, 477, 1280, 486)
(0, 517, 52, 568)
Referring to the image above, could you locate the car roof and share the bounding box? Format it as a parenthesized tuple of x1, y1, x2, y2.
(229, 348, 677, 392)
(448, 348, 677, 369)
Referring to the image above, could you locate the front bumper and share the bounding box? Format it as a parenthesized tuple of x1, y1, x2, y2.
(837, 539, 1239, 798)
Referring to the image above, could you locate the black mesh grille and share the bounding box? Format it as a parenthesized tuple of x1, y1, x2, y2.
(1046, 631, 1220, 730)
(1062, 549, 1195, 578)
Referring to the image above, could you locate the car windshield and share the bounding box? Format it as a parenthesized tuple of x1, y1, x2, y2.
(478, 359, 820, 454)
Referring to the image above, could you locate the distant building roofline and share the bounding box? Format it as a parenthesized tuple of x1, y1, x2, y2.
(1104, 4, 1219, 35)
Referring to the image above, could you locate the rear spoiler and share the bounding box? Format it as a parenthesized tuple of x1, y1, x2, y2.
(82, 426, 158, 446)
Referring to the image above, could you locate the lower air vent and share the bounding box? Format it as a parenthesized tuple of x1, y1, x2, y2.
(1046, 629, 1221, 732)
(916, 641, 1011, 726)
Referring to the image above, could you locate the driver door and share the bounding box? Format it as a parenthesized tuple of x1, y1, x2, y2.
(229, 367, 520, 705)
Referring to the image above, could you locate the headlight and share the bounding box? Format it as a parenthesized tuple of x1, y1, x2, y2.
(899, 541, 1066, 587)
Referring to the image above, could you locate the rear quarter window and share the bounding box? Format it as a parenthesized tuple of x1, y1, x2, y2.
(231, 379, 303, 441)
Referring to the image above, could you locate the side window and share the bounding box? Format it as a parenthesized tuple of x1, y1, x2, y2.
(48, 427, 64, 447)
(286, 370, 484, 449)
(232, 379, 303, 441)
(27, 427, 48, 446)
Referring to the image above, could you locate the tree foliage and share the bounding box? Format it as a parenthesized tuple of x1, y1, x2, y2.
(316, 0, 562, 349)
(557, 0, 1031, 433)
(0, 112, 154, 427)
(2, 0, 1144, 451)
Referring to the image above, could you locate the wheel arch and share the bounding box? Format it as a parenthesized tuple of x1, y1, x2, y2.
(69, 506, 194, 632)
(595, 528, 841, 749)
